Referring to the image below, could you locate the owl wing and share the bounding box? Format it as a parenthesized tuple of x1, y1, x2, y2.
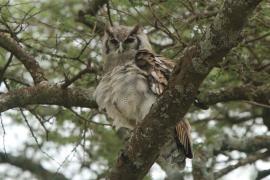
(135, 49, 193, 159)
(175, 119, 193, 158)
(134, 49, 174, 95)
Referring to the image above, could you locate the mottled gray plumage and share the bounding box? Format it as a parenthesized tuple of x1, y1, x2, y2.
(95, 25, 155, 129)
(94, 25, 193, 165)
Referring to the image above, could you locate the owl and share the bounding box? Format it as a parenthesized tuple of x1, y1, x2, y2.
(93, 25, 193, 167)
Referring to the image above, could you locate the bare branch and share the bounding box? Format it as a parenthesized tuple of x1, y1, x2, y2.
(0, 53, 13, 84)
(198, 84, 270, 106)
(192, 134, 270, 180)
(0, 152, 68, 180)
(77, 0, 108, 34)
(214, 151, 270, 178)
(61, 67, 96, 89)
(0, 33, 46, 84)
(243, 31, 270, 44)
(256, 169, 270, 180)
(0, 83, 97, 113)
(215, 135, 270, 154)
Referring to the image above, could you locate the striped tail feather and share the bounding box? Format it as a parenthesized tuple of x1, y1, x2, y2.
(159, 120, 193, 170)
(175, 119, 193, 159)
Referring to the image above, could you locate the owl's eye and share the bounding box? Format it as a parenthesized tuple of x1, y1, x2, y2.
(125, 37, 135, 43)
(110, 39, 118, 45)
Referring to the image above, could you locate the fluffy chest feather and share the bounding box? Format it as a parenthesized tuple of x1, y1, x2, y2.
(94, 63, 156, 129)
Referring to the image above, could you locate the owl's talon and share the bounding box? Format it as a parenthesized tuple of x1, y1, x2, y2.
(194, 98, 209, 110)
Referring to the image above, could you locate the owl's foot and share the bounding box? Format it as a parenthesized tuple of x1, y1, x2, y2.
(194, 97, 209, 110)
(194, 90, 209, 110)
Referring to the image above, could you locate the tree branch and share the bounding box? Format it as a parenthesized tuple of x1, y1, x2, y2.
(0, 83, 97, 113)
(108, 0, 262, 179)
(198, 84, 270, 106)
(214, 135, 270, 154)
(0, 53, 13, 84)
(0, 32, 46, 84)
(256, 169, 270, 180)
(214, 151, 270, 178)
(0, 152, 68, 180)
(1, 82, 267, 116)
(77, 0, 108, 34)
(192, 134, 270, 180)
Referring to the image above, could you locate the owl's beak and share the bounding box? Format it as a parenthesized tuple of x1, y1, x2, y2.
(118, 43, 124, 53)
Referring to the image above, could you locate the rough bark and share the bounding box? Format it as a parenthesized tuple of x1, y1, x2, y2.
(0, 83, 268, 114)
(0, 83, 97, 113)
(108, 0, 262, 179)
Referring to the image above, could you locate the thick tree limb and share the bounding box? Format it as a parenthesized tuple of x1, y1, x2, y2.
(0, 33, 46, 84)
(256, 169, 270, 180)
(193, 113, 261, 125)
(0, 152, 67, 180)
(108, 0, 262, 179)
(214, 151, 270, 178)
(1, 83, 268, 116)
(0, 83, 97, 113)
(216, 135, 270, 154)
(198, 84, 270, 106)
(262, 108, 270, 130)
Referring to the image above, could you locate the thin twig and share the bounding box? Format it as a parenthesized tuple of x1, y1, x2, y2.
(0, 53, 13, 84)
(244, 100, 270, 109)
(61, 67, 94, 88)
(20, 108, 41, 148)
(68, 108, 111, 126)
(106, 1, 113, 26)
(0, 114, 7, 158)
(214, 151, 270, 178)
(55, 124, 87, 174)
(19, 108, 60, 165)
(244, 32, 270, 44)
(27, 108, 49, 141)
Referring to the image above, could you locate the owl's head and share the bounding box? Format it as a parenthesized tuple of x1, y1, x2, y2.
(102, 25, 152, 55)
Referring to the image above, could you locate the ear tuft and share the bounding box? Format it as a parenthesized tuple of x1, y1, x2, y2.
(129, 24, 142, 35)
(105, 25, 114, 37)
